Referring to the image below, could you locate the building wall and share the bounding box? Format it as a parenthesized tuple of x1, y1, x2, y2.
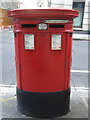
(20, 0, 48, 8)
(0, 0, 22, 10)
(37, 0, 48, 7)
(20, 0, 38, 8)
(83, 0, 90, 31)
(73, 0, 90, 31)
(49, 0, 90, 31)
(50, 0, 73, 9)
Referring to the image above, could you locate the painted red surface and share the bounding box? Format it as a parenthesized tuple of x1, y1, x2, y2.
(8, 8, 79, 92)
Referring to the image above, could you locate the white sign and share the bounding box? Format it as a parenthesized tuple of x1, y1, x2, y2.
(44, 20, 68, 23)
(24, 34, 34, 49)
(52, 34, 62, 50)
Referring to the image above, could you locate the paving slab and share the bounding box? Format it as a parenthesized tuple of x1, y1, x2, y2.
(71, 72, 88, 88)
(0, 86, 88, 119)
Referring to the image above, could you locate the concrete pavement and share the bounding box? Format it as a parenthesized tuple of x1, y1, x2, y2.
(73, 33, 90, 40)
(0, 85, 88, 119)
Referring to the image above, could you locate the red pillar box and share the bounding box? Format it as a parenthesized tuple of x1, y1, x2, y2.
(8, 8, 79, 118)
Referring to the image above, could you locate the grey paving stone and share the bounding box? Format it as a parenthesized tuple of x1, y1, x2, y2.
(0, 86, 88, 118)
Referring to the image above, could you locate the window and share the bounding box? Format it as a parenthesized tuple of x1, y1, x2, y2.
(73, 2, 85, 28)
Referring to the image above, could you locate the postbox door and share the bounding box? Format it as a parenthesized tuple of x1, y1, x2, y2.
(18, 32, 67, 92)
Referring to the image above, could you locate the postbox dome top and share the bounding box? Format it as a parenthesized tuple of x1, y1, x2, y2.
(8, 8, 79, 20)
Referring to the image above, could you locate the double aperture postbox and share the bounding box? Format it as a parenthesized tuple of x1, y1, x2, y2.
(8, 8, 79, 118)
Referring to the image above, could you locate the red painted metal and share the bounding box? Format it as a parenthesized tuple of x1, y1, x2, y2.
(8, 8, 79, 20)
(8, 8, 79, 92)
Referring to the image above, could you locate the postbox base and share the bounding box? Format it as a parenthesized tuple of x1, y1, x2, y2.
(17, 88, 70, 118)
